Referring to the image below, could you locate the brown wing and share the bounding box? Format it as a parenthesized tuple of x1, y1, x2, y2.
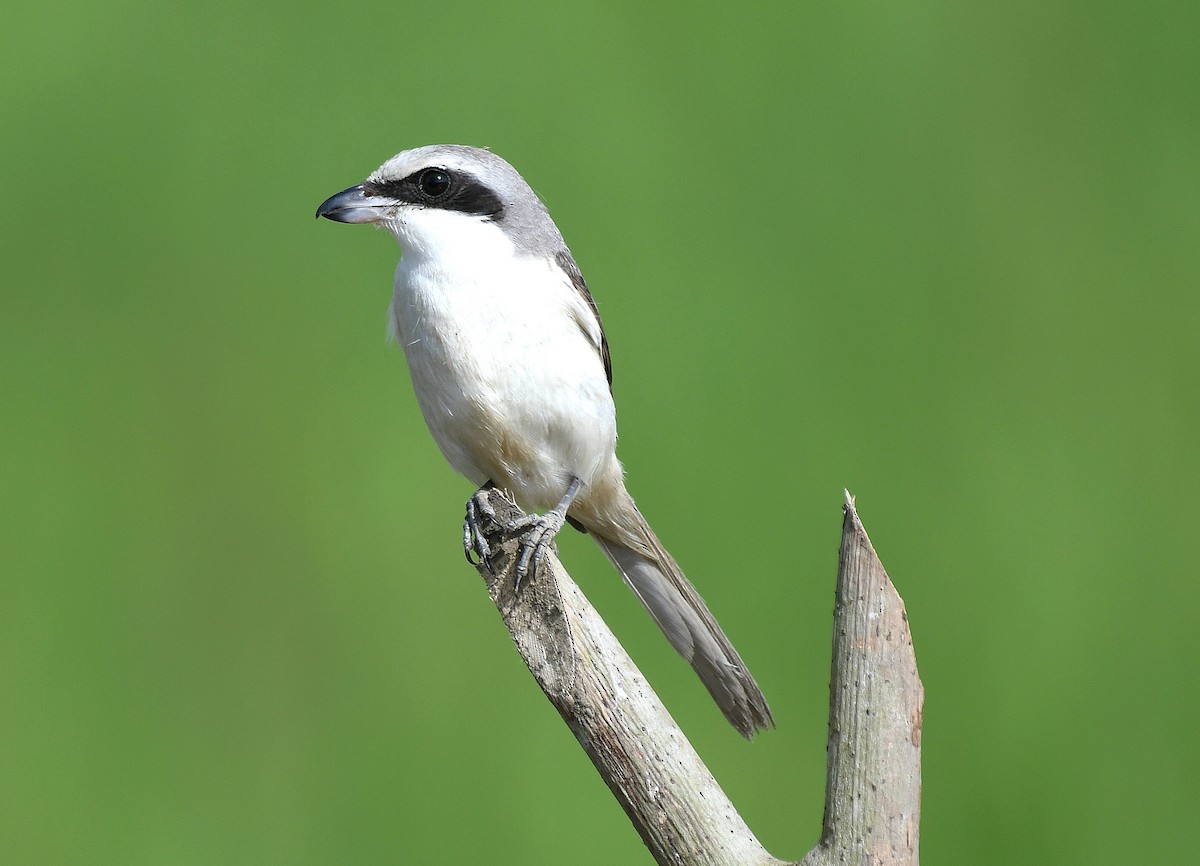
(555, 250, 612, 390)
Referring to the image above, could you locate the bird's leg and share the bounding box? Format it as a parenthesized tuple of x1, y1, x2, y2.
(513, 477, 582, 588)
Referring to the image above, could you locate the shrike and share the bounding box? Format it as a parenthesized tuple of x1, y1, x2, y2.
(317, 145, 773, 737)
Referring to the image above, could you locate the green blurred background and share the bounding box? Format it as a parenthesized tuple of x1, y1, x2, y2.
(3, 1, 1197, 863)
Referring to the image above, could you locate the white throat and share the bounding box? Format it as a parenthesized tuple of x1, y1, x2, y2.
(382, 208, 516, 267)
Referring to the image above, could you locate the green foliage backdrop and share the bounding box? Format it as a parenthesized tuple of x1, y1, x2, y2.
(2, 2, 1197, 863)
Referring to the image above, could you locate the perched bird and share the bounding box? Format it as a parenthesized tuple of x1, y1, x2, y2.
(317, 145, 773, 737)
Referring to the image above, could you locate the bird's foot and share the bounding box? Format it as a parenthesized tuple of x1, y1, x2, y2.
(511, 477, 581, 588)
(463, 479, 582, 591)
(464, 485, 506, 572)
(512, 509, 568, 590)
(464, 484, 541, 574)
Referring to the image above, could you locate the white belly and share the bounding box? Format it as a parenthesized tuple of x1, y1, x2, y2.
(390, 251, 616, 512)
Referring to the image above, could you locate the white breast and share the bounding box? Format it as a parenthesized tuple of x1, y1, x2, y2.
(386, 210, 616, 511)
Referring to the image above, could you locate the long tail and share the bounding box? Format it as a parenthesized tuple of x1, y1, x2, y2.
(587, 496, 774, 738)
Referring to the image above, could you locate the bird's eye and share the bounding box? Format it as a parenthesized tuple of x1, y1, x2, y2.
(419, 168, 452, 198)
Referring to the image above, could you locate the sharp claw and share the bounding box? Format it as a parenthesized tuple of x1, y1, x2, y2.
(512, 539, 538, 594)
(463, 523, 477, 564)
(463, 491, 494, 571)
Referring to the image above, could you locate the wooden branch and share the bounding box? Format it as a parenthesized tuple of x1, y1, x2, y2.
(470, 489, 783, 866)
(467, 488, 922, 866)
(800, 491, 923, 865)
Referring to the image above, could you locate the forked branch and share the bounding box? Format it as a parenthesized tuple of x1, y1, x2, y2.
(467, 489, 922, 865)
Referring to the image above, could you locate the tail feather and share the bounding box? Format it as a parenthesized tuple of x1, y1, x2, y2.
(589, 500, 774, 738)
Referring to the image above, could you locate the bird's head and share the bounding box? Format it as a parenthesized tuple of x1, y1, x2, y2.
(316, 145, 565, 261)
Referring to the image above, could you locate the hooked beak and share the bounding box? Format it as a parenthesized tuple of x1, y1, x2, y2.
(315, 184, 394, 224)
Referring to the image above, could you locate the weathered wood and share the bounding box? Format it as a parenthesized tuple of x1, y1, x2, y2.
(472, 489, 783, 866)
(467, 488, 922, 865)
(801, 491, 923, 865)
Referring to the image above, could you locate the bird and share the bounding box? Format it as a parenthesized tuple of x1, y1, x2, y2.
(316, 145, 773, 737)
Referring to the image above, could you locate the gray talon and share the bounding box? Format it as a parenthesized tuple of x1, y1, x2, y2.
(463, 491, 495, 569)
